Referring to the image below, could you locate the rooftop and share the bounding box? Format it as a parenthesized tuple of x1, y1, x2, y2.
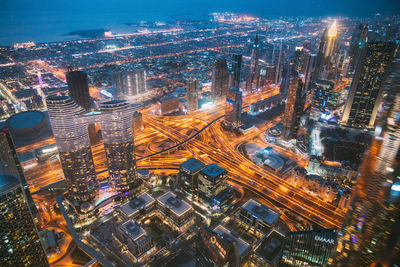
(213, 224, 250, 258)
(200, 163, 227, 180)
(157, 191, 192, 217)
(8, 111, 45, 129)
(254, 230, 286, 264)
(180, 158, 205, 173)
(241, 198, 281, 226)
(119, 192, 155, 217)
(120, 220, 147, 242)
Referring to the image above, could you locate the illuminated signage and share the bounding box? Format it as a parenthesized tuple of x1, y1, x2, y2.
(315, 235, 335, 244)
(210, 235, 226, 257)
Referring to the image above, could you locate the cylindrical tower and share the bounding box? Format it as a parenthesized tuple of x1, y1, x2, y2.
(46, 96, 98, 204)
(99, 100, 137, 194)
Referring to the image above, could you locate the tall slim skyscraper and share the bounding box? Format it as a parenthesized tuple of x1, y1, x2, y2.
(231, 54, 242, 88)
(341, 41, 395, 128)
(66, 69, 91, 110)
(46, 96, 98, 204)
(0, 128, 37, 217)
(246, 34, 260, 91)
(314, 29, 328, 83)
(282, 78, 304, 141)
(0, 174, 49, 266)
(348, 24, 369, 74)
(302, 53, 317, 93)
(187, 74, 199, 111)
(99, 100, 137, 193)
(280, 60, 291, 102)
(211, 58, 229, 102)
(274, 43, 284, 85)
(225, 86, 242, 127)
(324, 20, 339, 63)
(333, 58, 400, 266)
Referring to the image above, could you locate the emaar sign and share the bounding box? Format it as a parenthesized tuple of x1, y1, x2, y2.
(315, 236, 335, 244)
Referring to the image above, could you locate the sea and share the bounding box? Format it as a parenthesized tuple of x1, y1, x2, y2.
(0, 9, 206, 46)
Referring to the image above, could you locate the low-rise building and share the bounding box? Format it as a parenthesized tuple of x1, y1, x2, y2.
(237, 198, 281, 238)
(156, 191, 194, 232)
(119, 192, 156, 219)
(157, 95, 180, 115)
(213, 224, 251, 265)
(117, 219, 155, 263)
(250, 229, 286, 267)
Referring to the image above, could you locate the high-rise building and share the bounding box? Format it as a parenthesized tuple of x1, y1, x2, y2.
(302, 53, 317, 93)
(314, 29, 328, 82)
(47, 96, 141, 203)
(348, 24, 369, 74)
(99, 100, 137, 194)
(46, 96, 98, 204)
(112, 70, 147, 99)
(66, 69, 91, 110)
(187, 74, 199, 111)
(333, 58, 400, 266)
(178, 157, 205, 200)
(282, 78, 305, 140)
(231, 54, 242, 87)
(196, 227, 240, 267)
(246, 34, 260, 91)
(198, 163, 230, 208)
(225, 86, 242, 127)
(324, 20, 340, 63)
(273, 43, 284, 85)
(279, 60, 291, 102)
(211, 58, 230, 102)
(341, 41, 395, 128)
(0, 128, 37, 217)
(0, 174, 49, 266)
(280, 229, 337, 267)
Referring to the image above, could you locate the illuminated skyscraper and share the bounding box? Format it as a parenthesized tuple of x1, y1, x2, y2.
(279, 60, 293, 102)
(280, 229, 337, 267)
(282, 78, 304, 140)
(0, 128, 37, 217)
(314, 28, 328, 83)
(47, 96, 141, 202)
(302, 53, 317, 92)
(333, 58, 400, 266)
(99, 100, 137, 194)
(246, 34, 260, 91)
(187, 74, 199, 111)
(341, 41, 395, 128)
(225, 86, 242, 127)
(211, 58, 229, 102)
(112, 70, 147, 99)
(231, 54, 242, 87)
(46, 96, 98, 204)
(324, 20, 339, 63)
(348, 24, 369, 74)
(274, 43, 284, 85)
(0, 174, 49, 266)
(66, 69, 91, 110)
